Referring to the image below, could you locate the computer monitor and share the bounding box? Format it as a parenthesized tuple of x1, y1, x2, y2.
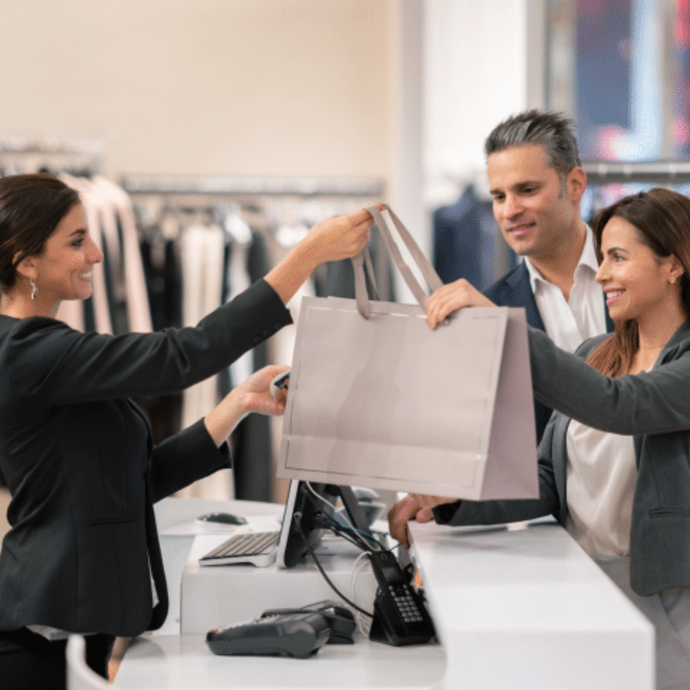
(276, 481, 336, 569)
(276, 480, 372, 569)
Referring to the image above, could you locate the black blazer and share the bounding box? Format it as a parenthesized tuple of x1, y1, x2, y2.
(0, 279, 292, 637)
(484, 262, 614, 442)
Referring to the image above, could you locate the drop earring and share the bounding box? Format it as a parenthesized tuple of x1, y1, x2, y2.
(30, 279, 37, 300)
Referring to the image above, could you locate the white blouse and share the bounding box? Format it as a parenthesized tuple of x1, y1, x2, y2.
(564, 419, 638, 557)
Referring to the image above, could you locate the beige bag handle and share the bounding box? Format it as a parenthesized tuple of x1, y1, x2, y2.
(352, 205, 443, 319)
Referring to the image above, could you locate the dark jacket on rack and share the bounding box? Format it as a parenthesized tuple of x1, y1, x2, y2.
(433, 186, 499, 290)
(0, 280, 291, 637)
(227, 232, 274, 502)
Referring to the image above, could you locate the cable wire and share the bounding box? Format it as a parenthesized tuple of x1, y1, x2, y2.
(294, 518, 374, 619)
(350, 550, 375, 635)
(303, 482, 385, 552)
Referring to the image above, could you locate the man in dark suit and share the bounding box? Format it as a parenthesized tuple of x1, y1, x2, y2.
(434, 110, 613, 442)
(388, 111, 615, 545)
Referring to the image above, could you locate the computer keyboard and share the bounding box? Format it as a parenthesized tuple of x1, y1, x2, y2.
(199, 530, 281, 567)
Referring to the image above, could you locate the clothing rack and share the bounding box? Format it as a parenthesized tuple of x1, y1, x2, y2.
(582, 160, 690, 185)
(120, 173, 387, 246)
(119, 173, 385, 199)
(0, 136, 103, 176)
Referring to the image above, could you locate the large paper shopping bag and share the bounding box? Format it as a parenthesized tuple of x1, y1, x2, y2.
(276, 207, 538, 501)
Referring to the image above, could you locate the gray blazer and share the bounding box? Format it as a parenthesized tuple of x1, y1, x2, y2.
(435, 321, 690, 596)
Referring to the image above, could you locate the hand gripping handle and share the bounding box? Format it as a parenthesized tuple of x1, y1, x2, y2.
(351, 205, 443, 319)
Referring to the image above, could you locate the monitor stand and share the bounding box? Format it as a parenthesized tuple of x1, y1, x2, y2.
(335, 485, 374, 535)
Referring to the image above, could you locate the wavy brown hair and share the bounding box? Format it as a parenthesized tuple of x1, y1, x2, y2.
(587, 188, 690, 376)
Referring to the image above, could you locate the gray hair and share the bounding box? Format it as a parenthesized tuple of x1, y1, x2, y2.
(484, 109, 582, 179)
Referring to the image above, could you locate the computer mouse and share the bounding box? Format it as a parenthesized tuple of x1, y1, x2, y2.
(197, 512, 247, 526)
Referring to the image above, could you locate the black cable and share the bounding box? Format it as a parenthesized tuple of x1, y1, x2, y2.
(329, 516, 386, 551)
(294, 518, 374, 619)
(325, 523, 366, 550)
(324, 518, 375, 551)
(301, 487, 386, 552)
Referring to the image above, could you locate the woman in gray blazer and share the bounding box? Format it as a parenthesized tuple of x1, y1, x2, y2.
(0, 173, 375, 689)
(390, 188, 690, 688)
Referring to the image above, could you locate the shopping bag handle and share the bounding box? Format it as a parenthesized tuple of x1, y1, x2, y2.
(352, 245, 379, 310)
(352, 205, 443, 319)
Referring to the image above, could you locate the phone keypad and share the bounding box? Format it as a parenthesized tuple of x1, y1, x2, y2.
(389, 583, 426, 624)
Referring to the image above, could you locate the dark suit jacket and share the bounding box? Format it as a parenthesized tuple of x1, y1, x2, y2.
(483, 262, 614, 442)
(0, 279, 292, 637)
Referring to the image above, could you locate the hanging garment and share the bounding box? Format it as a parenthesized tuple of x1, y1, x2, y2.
(227, 231, 276, 502)
(176, 223, 231, 500)
(92, 176, 153, 334)
(433, 185, 509, 291)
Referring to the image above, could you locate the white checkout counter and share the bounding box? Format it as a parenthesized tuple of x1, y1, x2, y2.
(115, 498, 654, 690)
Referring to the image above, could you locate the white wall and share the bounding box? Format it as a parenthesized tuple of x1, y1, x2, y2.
(424, 0, 533, 208)
(0, 0, 393, 180)
(382, 0, 533, 300)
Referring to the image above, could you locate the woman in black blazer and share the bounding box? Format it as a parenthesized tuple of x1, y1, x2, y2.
(0, 173, 375, 689)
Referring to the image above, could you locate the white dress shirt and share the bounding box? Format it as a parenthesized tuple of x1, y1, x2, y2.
(524, 226, 607, 353)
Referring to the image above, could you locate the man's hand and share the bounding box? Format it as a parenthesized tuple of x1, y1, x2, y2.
(388, 494, 455, 549)
(388, 495, 424, 549)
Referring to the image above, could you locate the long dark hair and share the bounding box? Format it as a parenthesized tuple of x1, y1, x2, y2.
(0, 173, 80, 292)
(587, 188, 690, 376)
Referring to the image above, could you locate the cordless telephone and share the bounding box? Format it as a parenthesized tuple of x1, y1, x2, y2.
(368, 549, 435, 646)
